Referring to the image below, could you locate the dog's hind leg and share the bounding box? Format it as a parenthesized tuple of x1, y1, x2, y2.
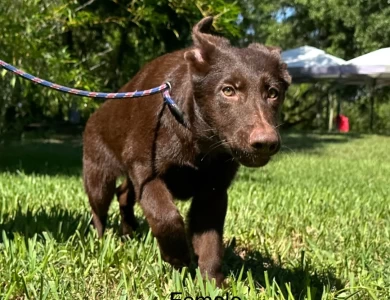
(83, 162, 116, 238)
(116, 177, 138, 236)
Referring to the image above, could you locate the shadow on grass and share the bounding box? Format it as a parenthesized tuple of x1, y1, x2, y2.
(280, 130, 363, 154)
(223, 238, 344, 299)
(0, 206, 91, 242)
(0, 137, 82, 176)
(0, 204, 150, 243)
(0, 130, 366, 177)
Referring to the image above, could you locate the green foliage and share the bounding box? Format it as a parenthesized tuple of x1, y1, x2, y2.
(0, 0, 103, 134)
(0, 0, 389, 134)
(239, 0, 390, 133)
(0, 0, 240, 135)
(242, 0, 390, 58)
(0, 133, 389, 298)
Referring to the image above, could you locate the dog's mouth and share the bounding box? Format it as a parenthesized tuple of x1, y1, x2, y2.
(231, 149, 271, 168)
(205, 137, 275, 167)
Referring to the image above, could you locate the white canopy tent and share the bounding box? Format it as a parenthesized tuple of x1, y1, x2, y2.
(341, 47, 390, 86)
(281, 46, 390, 131)
(281, 46, 346, 83)
(341, 48, 390, 130)
(281, 46, 347, 131)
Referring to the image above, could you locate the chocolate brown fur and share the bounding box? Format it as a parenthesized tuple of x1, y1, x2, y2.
(83, 16, 291, 286)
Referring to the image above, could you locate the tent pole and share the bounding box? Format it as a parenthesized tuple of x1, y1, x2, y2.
(337, 97, 341, 116)
(328, 94, 334, 132)
(326, 91, 330, 129)
(369, 79, 376, 132)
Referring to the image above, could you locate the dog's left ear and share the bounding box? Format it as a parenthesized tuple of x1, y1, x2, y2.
(184, 17, 230, 74)
(249, 43, 291, 86)
(280, 62, 292, 86)
(248, 43, 282, 54)
(266, 46, 282, 54)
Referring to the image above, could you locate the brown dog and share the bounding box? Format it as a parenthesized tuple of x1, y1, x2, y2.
(83, 16, 291, 286)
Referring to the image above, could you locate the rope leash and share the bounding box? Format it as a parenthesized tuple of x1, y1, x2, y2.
(0, 59, 185, 125)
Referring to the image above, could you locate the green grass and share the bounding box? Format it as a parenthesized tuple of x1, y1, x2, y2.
(0, 132, 389, 299)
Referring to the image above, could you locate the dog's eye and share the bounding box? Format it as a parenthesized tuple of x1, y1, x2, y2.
(268, 88, 279, 99)
(222, 86, 236, 97)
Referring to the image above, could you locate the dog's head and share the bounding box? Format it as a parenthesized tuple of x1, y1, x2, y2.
(184, 17, 291, 167)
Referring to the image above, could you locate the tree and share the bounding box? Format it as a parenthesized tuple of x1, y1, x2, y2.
(1, 0, 389, 135)
(238, 0, 390, 133)
(0, 0, 241, 135)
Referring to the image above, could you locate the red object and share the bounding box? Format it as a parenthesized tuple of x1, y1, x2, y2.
(336, 114, 349, 132)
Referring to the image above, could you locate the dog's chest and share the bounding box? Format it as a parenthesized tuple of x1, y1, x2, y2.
(162, 165, 199, 200)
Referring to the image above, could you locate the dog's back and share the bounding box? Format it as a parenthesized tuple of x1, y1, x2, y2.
(83, 48, 193, 175)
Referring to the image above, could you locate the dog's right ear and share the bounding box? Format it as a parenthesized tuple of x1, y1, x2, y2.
(184, 16, 229, 74)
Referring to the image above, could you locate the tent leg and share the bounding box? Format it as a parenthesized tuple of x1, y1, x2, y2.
(326, 94, 329, 129)
(370, 94, 374, 131)
(337, 97, 341, 116)
(328, 94, 334, 132)
(369, 80, 376, 132)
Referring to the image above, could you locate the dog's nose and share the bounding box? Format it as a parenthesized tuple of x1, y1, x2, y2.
(249, 129, 280, 155)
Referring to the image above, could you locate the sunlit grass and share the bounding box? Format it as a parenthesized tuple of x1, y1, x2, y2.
(0, 132, 389, 299)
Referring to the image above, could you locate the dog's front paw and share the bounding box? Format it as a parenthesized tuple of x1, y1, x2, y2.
(158, 237, 191, 268)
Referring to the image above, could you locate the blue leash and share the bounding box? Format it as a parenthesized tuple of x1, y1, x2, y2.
(0, 59, 185, 125)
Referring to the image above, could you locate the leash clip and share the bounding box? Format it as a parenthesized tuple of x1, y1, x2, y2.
(163, 82, 187, 127)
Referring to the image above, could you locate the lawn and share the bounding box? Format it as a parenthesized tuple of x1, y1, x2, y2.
(0, 132, 389, 299)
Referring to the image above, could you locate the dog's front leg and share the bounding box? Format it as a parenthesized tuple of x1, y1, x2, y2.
(139, 178, 190, 268)
(188, 187, 228, 287)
